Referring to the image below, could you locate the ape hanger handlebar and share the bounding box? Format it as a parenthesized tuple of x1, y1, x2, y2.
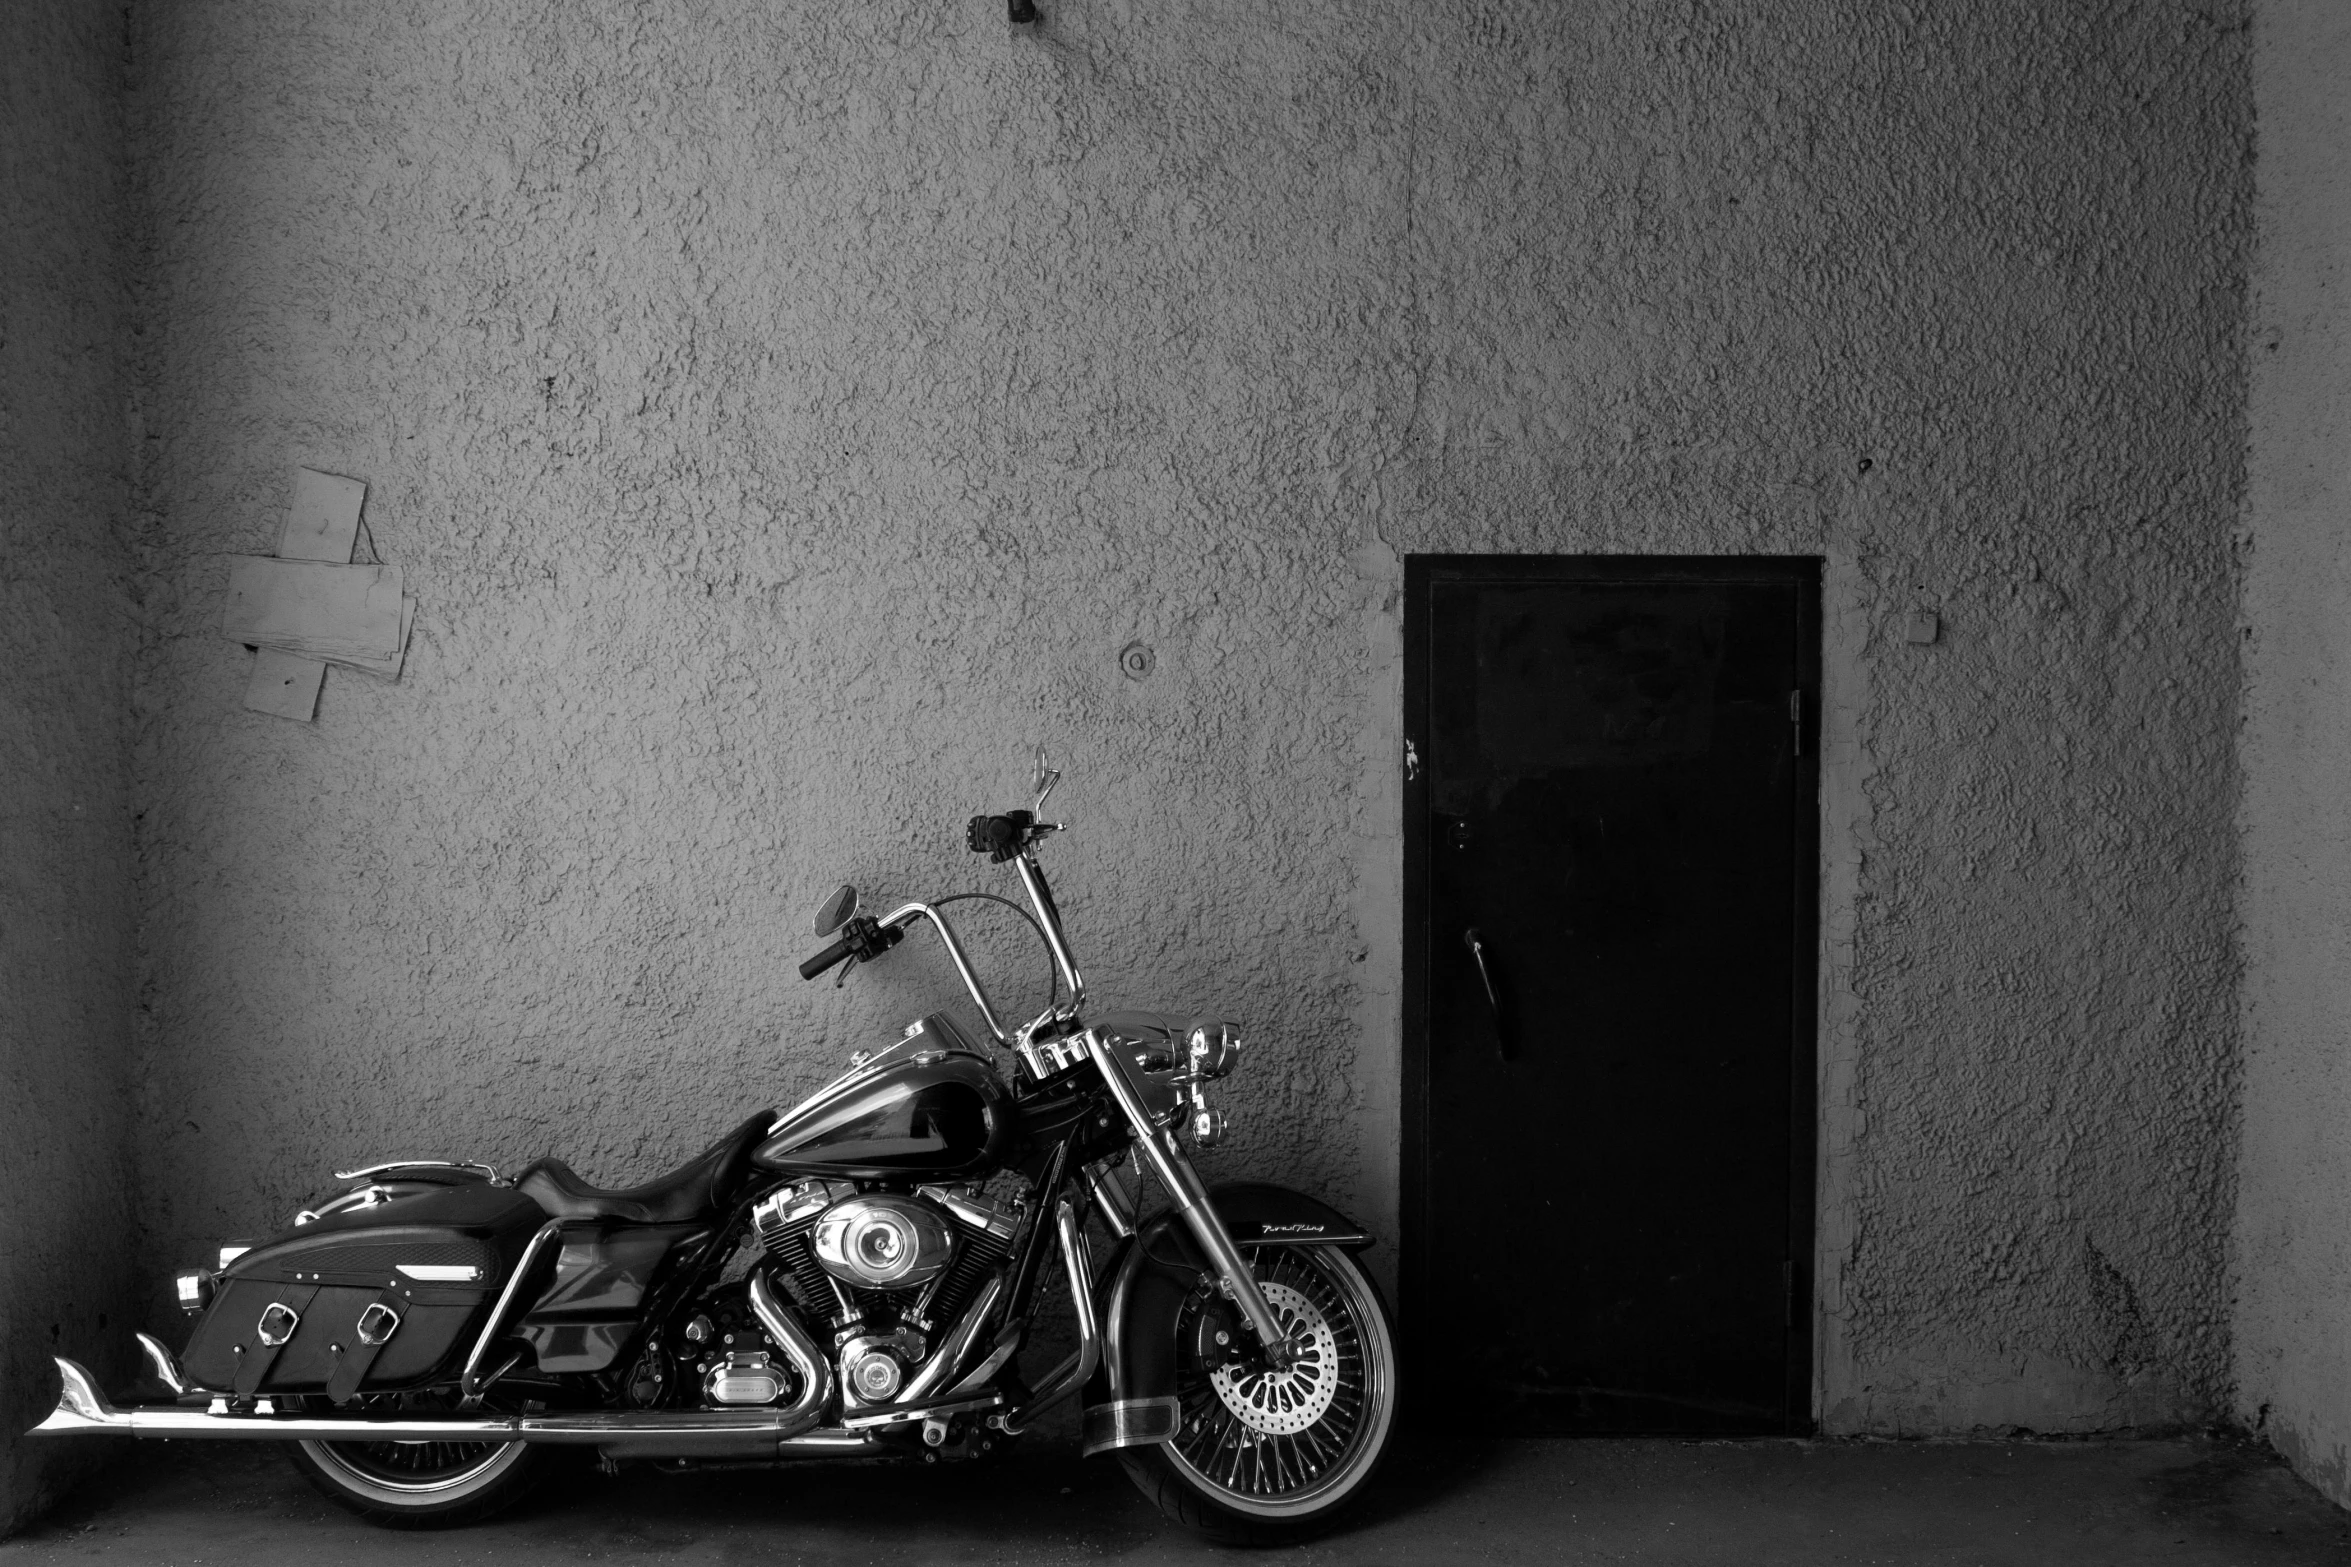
(796, 764, 1086, 1048)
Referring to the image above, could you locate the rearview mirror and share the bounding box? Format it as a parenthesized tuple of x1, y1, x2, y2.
(1033, 747, 1061, 814)
(814, 885, 858, 938)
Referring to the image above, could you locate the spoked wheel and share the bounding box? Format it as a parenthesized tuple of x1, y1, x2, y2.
(1118, 1244, 1398, 1544)
(288, 1400, 548, 1528)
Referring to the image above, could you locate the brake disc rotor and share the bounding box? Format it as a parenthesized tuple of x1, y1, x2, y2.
(1207, 1281, 1340, 1436)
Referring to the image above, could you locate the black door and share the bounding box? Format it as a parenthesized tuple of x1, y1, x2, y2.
(1402, 556, 1819, 1435)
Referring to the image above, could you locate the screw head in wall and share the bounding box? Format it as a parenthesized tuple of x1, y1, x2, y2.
(1119, 641, 1156, 680)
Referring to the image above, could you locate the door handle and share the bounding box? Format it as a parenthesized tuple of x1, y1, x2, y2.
(1464, 927, 1510, 1062)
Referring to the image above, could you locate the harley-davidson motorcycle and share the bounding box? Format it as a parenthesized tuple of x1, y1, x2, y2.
(32, 758, 1397, 1542)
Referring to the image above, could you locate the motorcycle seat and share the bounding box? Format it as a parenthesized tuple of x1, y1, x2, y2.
(517, 1110, 774, 1225)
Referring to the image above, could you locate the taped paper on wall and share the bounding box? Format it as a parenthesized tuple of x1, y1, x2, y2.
(245, 467, 369, 717)
(279, 469, 367, 564)
(328, 596, 415, 680)
(244, 646, 327, 721)
(222, 559, 405, 662)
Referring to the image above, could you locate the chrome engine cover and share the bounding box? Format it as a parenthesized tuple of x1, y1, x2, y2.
(838, 1326, 927, 1406)
(704, 1351, 787, 1406)
(812, 1195, 957, 1289)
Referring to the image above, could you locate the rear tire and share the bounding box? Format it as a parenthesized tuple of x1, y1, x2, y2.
(1116, 1244, 1398, 1545)
(289, 1435, 547, 1529)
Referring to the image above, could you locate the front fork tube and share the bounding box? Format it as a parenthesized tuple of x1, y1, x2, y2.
(1083, 1030, 1295, 1370)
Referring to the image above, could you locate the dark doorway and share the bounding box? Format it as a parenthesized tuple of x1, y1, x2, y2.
(1401, 556, 1819, 1435)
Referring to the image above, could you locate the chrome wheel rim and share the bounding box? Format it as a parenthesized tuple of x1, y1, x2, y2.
(302, 1436, 525, 1500)
(1165, 1245, 1394, 1519)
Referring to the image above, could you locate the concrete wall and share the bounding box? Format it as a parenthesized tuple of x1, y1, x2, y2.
(122, 0, 2249, 1435)
(2234, 0, 2351, 1510)
(0, 0, 143, 1535)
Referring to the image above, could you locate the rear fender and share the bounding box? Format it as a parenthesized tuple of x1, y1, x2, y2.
(1079, 1182, 1370, 1456)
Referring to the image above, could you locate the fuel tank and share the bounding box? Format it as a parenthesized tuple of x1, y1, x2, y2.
(753, 1013, 1015, 1181)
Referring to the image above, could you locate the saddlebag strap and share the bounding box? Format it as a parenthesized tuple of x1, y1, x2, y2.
(231, 1283, 321, 1398)
(325, 1288, 410, 1406)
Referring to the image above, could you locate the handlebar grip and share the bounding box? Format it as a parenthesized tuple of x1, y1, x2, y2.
(967, 811, 1033, 863)
(798, 937, 854, 981)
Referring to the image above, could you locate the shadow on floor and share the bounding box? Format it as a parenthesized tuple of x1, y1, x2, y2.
(6, 1429, 2348, 1564)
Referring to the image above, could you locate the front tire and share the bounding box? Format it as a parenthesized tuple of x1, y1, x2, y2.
(1117, 1243, 1398, 1544)
(289, 1434, 547, 1528)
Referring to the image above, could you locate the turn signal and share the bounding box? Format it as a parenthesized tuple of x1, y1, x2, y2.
(1190, 1106, 1229, 1148)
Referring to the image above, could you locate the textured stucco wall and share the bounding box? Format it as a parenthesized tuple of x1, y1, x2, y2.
(0, 0, 142, 1535)
(124, 0, 2249, 1436)
(2234, 0, 2351, 1510)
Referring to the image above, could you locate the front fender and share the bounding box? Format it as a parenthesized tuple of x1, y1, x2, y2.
(1079, 1182, 1371, 1456)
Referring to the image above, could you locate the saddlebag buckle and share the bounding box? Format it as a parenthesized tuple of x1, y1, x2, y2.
(355, 1303, 402, 1347)
(255, 1303, 301, 1348)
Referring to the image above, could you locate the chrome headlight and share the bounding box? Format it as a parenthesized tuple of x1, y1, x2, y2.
(1187, 1022, 1241, 1079)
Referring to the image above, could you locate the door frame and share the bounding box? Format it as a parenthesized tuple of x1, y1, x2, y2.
(1399, 553, 1824, 1433)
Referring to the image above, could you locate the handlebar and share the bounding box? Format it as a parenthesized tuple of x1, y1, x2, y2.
(797, 936, 855, 981)
(966, 811, 1061, 863)
(967, 813, 1025, 862)
(798, 802, 1080, 1042)
(962, 811, 1084, 1018)
(795, 903, 1011, 1045)
(797, 915, 902, 983)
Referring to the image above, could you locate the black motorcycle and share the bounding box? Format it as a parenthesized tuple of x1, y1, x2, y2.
(33, 758, 1399, 1543)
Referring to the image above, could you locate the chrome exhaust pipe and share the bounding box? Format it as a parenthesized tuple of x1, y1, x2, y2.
(592, 1269, 840, 1457)
(996, 1199, 1099, 1435)
(897, 1272, 1005, 1407)
(37, 1269, 852, 1460)
(35, 1357, 878, 1457)
(137, 1332, 192, 1397)
(748, 1266, 832, 1433)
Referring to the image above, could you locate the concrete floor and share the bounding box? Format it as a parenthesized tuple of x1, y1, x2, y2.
(3, 1432, 2347, 1565)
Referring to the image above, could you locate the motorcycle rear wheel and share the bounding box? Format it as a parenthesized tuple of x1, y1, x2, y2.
(289, 1433, 547, 1529)
(1117, 1243, 1397, 1544)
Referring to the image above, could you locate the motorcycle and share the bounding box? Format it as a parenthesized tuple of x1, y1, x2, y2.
(32, 756, 1399, 1543)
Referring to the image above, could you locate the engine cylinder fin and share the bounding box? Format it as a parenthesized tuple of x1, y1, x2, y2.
(785, 1240, 835, 1317)
(929, 1230, 1010, 1334)
(755, 1218, 837, 1321)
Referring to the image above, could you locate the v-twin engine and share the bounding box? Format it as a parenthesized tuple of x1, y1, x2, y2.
(746, 1178, 1021, 1407)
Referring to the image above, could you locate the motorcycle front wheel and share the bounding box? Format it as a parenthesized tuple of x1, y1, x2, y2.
(1118, 1243, 1398, 1544)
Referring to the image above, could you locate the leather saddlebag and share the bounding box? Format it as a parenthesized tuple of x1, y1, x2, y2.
(182, 1182, 544, 1400)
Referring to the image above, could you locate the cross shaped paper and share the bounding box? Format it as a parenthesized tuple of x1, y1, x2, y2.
(227, 468, 415, 720)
